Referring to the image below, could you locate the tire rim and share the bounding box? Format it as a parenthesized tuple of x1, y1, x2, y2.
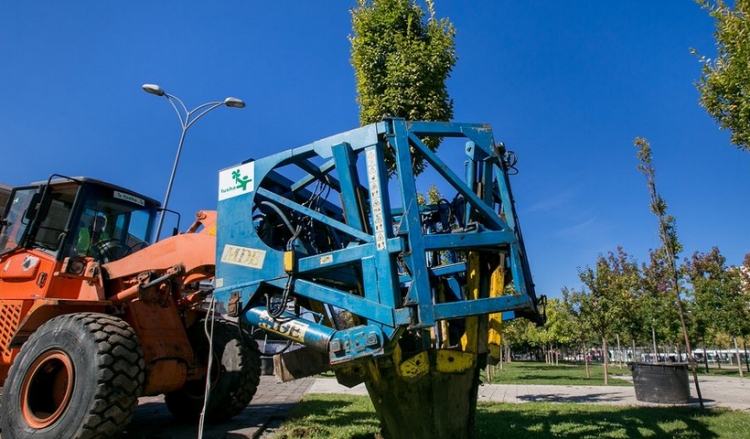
(20, 349, 75, 429)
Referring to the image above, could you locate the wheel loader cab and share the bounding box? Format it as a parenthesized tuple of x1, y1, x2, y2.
(0, 177, 159, 266)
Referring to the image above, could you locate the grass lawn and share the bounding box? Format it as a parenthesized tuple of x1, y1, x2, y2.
(695, 365, 750, 377)
(269, 394, 750, 439)
(486, 361, 633, 386)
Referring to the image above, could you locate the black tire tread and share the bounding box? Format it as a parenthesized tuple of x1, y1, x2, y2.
(1, 312, 145, 439)
(164, 319, 261, 422)
(211, 321, 261, 421)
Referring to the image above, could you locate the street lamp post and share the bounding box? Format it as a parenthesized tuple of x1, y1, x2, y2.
(142, 83, 245, 241)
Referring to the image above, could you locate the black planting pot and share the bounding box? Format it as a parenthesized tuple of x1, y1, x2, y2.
(628, 362, 690, 404)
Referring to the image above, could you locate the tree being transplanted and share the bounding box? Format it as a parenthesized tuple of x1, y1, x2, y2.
(695, 0, 750, 152)
(635, 137, 704, 409)
(350, 0, 457, 175)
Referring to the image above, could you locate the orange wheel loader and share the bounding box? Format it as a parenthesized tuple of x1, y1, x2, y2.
(0, 176, 261, 439)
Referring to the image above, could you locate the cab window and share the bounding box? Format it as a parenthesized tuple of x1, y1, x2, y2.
(0, 186, 77, 256)
(0, 188, 35, 254)
(68, 184, 156, 262)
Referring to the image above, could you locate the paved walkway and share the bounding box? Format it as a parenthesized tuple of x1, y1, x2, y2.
(125, 376, 314, 439)
(121, 373, 749, 439)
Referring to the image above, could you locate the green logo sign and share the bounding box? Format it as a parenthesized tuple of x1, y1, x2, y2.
(232, 169, 252, 191)
(219, 162, 256, 201)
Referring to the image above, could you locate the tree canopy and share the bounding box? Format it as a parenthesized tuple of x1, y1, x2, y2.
(350, 0, 457, 174)
(695, 0, 750, 152)
(686, 247, 747, 340)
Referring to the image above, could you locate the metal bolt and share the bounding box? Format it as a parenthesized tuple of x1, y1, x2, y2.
(330, 340, 342, 352)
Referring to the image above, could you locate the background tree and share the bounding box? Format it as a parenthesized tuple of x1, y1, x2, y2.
(562, 287, 596, 378)
(608, 252, 643, 367)
(350, 0, 457, 174)
(523, 298, 573, 365)
(685, 247, 747, 376)
(542, 298, 576, 365)
(741, 254, 750, 372)
(695, 0, 750, 152)
(501, 318, 542, 361)
(640, 248, 683, 357)
(577, 248, 637, 385)
(682, 282, 713, 373)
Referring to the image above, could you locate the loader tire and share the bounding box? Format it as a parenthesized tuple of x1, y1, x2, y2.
(0, 312, 145, 439)
(165, 319, 261, 422)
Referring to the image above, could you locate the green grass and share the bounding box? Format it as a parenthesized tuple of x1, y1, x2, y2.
(695, 365, 750, 377)
(486, 361, 633, 386)
(270, 394, 750, 439)
(475, 402, 750, 439)
(270, 394, 379, 439)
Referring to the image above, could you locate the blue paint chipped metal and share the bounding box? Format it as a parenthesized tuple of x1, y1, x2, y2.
(214, 118, 544, 366)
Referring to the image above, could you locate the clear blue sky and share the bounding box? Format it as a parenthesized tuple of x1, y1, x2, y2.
(1, 1, 748, 299)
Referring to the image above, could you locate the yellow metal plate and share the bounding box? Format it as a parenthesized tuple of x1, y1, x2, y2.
(398, 351, 429, 379)
(436, 350, 475, 374)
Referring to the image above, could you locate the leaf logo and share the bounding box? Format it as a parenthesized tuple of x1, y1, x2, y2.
(232, 169, 252, 191)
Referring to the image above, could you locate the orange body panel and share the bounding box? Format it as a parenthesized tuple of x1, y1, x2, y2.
(0, 249, 96, 301)
(0, 215, 219, 394)
(0, 254, 41, 280)
(0, 248, 104, 385)
(0, 300, 34, 381)
(103, 233, 215, 283)
(125, 299, 193, 395)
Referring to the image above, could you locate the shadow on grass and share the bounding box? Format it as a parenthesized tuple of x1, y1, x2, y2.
(476, 404, 730, 439)
(515, 393, 717, 407)
(276, 395, 744, 439)
(516, 392, 631, 404)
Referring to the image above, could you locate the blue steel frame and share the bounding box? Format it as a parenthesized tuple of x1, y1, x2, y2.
(214, 119, 542, 364)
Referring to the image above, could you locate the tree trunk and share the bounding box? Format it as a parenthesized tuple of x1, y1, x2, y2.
(498, 344, 503, 370)
(555, 344, 559, 366)
(602, 336, 610, 386)
(583, 342, 590, 378)
(743, 339, 749, 373)
(616, 334, 622, 368)
(734, 337, 744, 378)
(631, 339, 637, 364)
(652, 326, 659, 362)
(703, 345, 709, 374)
